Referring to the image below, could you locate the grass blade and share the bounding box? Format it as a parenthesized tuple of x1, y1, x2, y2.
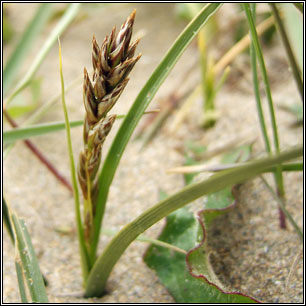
(4, 3, 81, 107)
(90, 2, 222, 264)
(3, 119, 83, 144)
(3, 111, 156, 144)
(11, 213, 48, 302)
(85, 145, 302, 297)
(3, 3, 54, 96)
(3, 197, 15, 243)
(249, 6, 271, 154)
(245, 3, 286, 227)
(15, 261, 28, 303)
(270, 3, 303, 102)
(58, 38, 90, 282)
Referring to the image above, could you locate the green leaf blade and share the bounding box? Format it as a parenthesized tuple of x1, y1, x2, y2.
(5, 3, 81, 106)
(3, 3, 54, 96)
(11, 214, 48, 303)
(15, 261, 29, 303)
(3, 119, 83, 144)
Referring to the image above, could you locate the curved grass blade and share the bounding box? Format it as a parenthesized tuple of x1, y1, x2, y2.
(3, 4, 54, 96)
(4, 3, 81, 107)
(11, 213, 48, 302)
(90, 2, 223, 264)
(58, 38, 90, 283)
(85, 146, 302, 297)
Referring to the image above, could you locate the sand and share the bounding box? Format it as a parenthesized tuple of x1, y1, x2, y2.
(3, 3, 303, 303)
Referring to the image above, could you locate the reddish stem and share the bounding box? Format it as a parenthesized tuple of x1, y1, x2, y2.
(278, 207, 287, 229)
(4, 110, 73, 193)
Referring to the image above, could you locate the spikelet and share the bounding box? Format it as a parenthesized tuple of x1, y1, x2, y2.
(83, 9, 141, 128)
(78, 10, 141, 236)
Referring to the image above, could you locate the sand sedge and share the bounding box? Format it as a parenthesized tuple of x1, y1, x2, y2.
(77, 11, 141, 251)
(57, 4, 303, 299)
(4, 4, 303, 302)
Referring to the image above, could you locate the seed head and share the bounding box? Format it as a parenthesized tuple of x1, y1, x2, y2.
(83, 9, 141, 126)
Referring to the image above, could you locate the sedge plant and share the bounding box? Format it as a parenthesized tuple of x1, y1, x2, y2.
(4, 4, 303, 302)
(77, 10, 141, 268)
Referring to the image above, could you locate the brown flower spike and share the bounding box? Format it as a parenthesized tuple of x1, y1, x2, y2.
(78, 10, 141, 242)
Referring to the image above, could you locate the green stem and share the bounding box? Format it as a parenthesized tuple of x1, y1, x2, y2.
(58, 38, 90, 283)
(245, 3, 286, 227)
(249, 18, 271, 153)
(269, 3, 303, 102)
(85, 146, 302, 297)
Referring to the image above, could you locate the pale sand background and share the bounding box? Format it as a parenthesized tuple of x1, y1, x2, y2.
(3, 3, 303, 303)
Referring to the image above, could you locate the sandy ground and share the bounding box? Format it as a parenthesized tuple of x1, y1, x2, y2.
(3, 3, 303, 303)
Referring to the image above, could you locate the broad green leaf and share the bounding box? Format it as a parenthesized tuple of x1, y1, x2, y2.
(85, 145, 302, 297)
(144, 145, 257, 303)
(3, 4, 54, 96)
(90, 3, 223, 264)
(144, 205, 257, 303)
(11, 213, 48, 303)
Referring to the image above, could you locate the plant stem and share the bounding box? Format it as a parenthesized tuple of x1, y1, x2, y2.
(250, 26, 271, 154)
(3, 109, 73, 192)
(245, 3, 286, 228)
(58, 38, 90, 283)
(269, 3, 303, 102)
